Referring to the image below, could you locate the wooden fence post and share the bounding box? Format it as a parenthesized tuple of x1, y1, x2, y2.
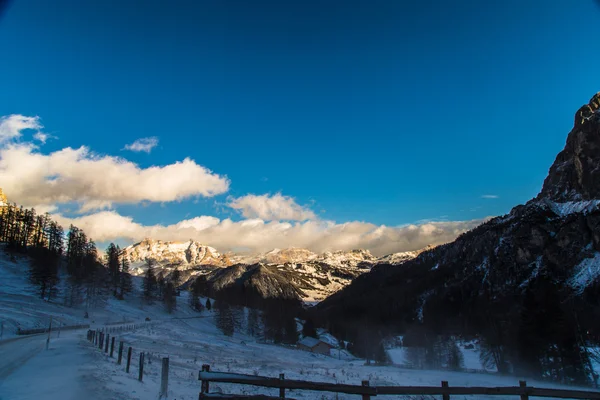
(126, 347, 132, 373)
(361, 380, 370, 400)
(117, 341, 124, 364)
(138, 352, 144, 381)
(46, 316, 52, 350)
(99, 333, 103, 349)
(110, 336, 115, 357)
(201, 364, 210, 393)
(105, 334, 110, 353)
(160, 357, 169, 398)
(442, 381, 450, 400)
(520, 380, 528, 400)
(279, 373, 285, 398)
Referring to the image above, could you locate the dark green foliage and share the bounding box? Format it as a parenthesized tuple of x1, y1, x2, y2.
(170, 268, 181, 287)
(302, 318, 318, 338)
(206, 298, 212, 310)
(246, 307, 261, 338)
(119, 253, 133, 297)
(163, 281, 177, 313)
(189, 277, 204, 311)
(29, 246, 59, 300)
(0, 201, 108, 309)
(105, 243, 120, 296)
(142, 267, 157, 304)
(215, 298, 235, 336)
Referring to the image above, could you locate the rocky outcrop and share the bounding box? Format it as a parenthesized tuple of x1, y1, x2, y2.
(202, 263, 303, 302)
(124, 238, 230, 272)
(540, 92, 600, 202)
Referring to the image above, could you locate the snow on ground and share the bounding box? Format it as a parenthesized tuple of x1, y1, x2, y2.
(2, 252, 600, 400)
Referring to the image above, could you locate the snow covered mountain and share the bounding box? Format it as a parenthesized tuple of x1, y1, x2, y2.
(123, 239, 427, 301)
(124, 238, 232, 275)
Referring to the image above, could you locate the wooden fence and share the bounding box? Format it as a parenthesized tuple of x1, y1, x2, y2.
(87, 325, 148, 381)
(86, 325, 171, 398)
(198, 365, 600, 400)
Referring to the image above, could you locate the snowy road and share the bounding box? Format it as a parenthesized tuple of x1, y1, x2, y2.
(0, 329, 124, 400)
(0, 333, 46, 380)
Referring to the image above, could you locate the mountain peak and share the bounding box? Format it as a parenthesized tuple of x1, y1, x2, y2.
(537, 91, 600, 202)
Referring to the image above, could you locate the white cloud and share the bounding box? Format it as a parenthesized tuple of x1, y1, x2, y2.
(228, 193, 316, 221)
(33, 132, 55, 144)
(0, 142, 230, 212)
(0, 115, 43, 143)
(123, 137, 159, 153)
(54, 210, 485, 256)
(481, 194, 499, 199)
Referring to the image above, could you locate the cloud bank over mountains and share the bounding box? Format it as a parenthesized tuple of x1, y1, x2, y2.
(0, 114, 485, 255)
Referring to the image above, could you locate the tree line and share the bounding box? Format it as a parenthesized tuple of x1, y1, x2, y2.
(0, 202, 134, 309)
(187, 274, 300, 344)
(318, 262, 600, 386)
(141, 260, 179, 313)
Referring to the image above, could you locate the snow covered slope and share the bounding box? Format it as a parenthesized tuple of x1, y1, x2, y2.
(1, 250, 596, 400)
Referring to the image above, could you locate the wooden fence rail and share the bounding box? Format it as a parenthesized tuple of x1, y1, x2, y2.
(198, 367, 600, 400)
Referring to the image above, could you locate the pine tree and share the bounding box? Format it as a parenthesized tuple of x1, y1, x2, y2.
(246, 308, 262, 338)
(189, 277, 203, 311)
(302, 318, 318, 338)
(215, 299, 235, 336)
(171, 268, 181, 287)
(206, 298, 212, 311)
(445, 338, 464, 371)
(105, 243, 120, 296)
(119, 252, 133, 298)
(163, 281, 177, 313)
(143, 267, 157, 304)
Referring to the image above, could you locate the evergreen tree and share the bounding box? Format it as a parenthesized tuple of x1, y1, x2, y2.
(105, 243, 120, 296)
(189, 277, 203, 311)
(302, 318, 318, 338)
(143, 267, 157, 303)
(445, 338, 465, 371)
(206, 298, 212, 311)
(163, 281, 177, 313)
(215, 299, 235, 336)
(171, 268, 181, 287)
(246, 308, 262, 338)
(119, 251, 133, 297)
(156, 272, 166, 298)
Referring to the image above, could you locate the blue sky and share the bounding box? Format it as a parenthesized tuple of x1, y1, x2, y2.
(0, 0, 599, 254)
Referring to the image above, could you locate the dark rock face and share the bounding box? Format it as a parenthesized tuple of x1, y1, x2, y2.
(540, 92, 600, 202)
(314, 93, 600, 380)
(203, 263, 303, 302)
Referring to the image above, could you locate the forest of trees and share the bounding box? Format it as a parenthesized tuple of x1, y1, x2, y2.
(0, 202, 135, 310)
(187, 275, 299, 344)
(319, 267, 600, 386)
(141, 261, 178, 313)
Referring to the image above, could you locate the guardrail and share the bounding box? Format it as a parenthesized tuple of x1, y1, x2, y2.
(198, 366, 600, 399)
